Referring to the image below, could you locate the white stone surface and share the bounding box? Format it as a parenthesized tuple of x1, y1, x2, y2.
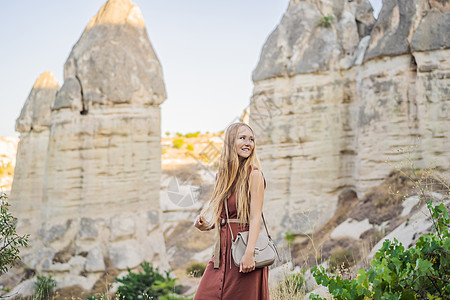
(108, 240, 144, 270)
(401, 195, 420, 217)
(110, 215, 136, 241)
(6, 278, 36, 297)
(85, 247, 106, 272)
(330, 218, 373, 240)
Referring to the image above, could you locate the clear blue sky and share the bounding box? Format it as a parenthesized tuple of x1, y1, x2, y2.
(0, 0, 382, 137)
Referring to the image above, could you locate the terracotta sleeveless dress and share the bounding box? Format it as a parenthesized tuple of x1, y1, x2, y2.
(194, 171, 269, 300)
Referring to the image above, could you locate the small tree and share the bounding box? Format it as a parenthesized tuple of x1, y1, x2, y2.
(0, 191, 29, 275)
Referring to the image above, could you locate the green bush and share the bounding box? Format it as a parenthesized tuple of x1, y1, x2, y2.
(310, 199, 450, 299)
(0, 192, 29, 274)
(172, 138, 185, 149)
(115, 261, 186, 300)
(165, 132, 171, 136)
(34, 274, 56, 299)
(186, 262, 205, 278)
(186, 144, 194, 151)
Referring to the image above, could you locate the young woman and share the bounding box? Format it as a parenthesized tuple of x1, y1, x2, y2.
(193, 122, 269, 299)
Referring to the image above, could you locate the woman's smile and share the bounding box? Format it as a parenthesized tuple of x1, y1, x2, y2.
(236, 126, 254, 158)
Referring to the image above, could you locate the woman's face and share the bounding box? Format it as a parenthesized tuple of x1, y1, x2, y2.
(235, 126, 254, 160)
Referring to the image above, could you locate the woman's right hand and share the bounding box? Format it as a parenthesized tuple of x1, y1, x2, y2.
(194, 215, 211, 231)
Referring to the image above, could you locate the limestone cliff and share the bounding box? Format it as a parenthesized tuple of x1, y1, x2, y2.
(7, 0, 168, 295)
(11, 71, 59, 236)
(250, 0, 450, 239)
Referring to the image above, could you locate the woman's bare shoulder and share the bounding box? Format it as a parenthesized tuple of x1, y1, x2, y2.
(249, 168, 266, 189)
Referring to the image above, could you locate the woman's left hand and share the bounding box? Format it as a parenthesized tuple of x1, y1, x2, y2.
(239, 251, 255, 273)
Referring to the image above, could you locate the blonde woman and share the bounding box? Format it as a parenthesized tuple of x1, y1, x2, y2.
(193, 122, 269, 299)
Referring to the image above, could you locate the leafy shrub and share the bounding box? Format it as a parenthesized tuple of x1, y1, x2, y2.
(162, 147, 168, 155)
(328, 248, 354, 272)
(186, 144, 194, 151)
(186, 262, 205, 278)
(115, 261, 185, 300)
(310, 199, 450, 300)
(172, 138, 185, 149)
(165, 132, 171, 136)
(34, 274, 56, 299)
(0, 192, 29, 274)
(317, 14, 334, 28)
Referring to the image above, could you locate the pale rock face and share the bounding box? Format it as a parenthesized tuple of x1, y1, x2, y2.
(429, 0, 450, 12)
(54, 0, 166, 111)
(414, 49, 450, 170)
(363, 0, 429, 62)
(10, 72, 59, 236)
(253, 0, 371, 81)
(351, 0, 376, 38)
(108, 240, 144, 269)
(251, 0, 450, 238)
(8, 0, 169, 294)
(16, 71, 59, 133)
(85, 246, 106, 272)
(330, 218, 373, 240)
(411, 9, 450, 51)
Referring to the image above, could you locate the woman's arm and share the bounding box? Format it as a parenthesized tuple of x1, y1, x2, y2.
(239, 169, 265, 272)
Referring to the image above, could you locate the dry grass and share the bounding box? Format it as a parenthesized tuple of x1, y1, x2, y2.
(291, 189, 359, 268)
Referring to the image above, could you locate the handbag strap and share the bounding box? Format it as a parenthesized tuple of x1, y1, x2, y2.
(224, 198, 281, 266)
(223, 195, 272, 243)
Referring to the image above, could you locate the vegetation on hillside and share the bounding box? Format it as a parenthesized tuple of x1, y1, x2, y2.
(0, 191, 29, 275)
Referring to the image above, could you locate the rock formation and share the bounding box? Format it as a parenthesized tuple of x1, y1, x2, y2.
(7, 0, 168, 295)
(250, 0, 450, 239)
(11, 71, 59, 235)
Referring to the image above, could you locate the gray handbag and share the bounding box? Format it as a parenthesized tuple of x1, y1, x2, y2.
(224, 200, 280, 268)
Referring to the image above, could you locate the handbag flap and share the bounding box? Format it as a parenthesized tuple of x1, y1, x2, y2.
(236, 231, 269, 250)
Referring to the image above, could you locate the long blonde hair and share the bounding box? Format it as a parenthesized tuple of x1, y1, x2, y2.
(201, 122, 263, 231)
